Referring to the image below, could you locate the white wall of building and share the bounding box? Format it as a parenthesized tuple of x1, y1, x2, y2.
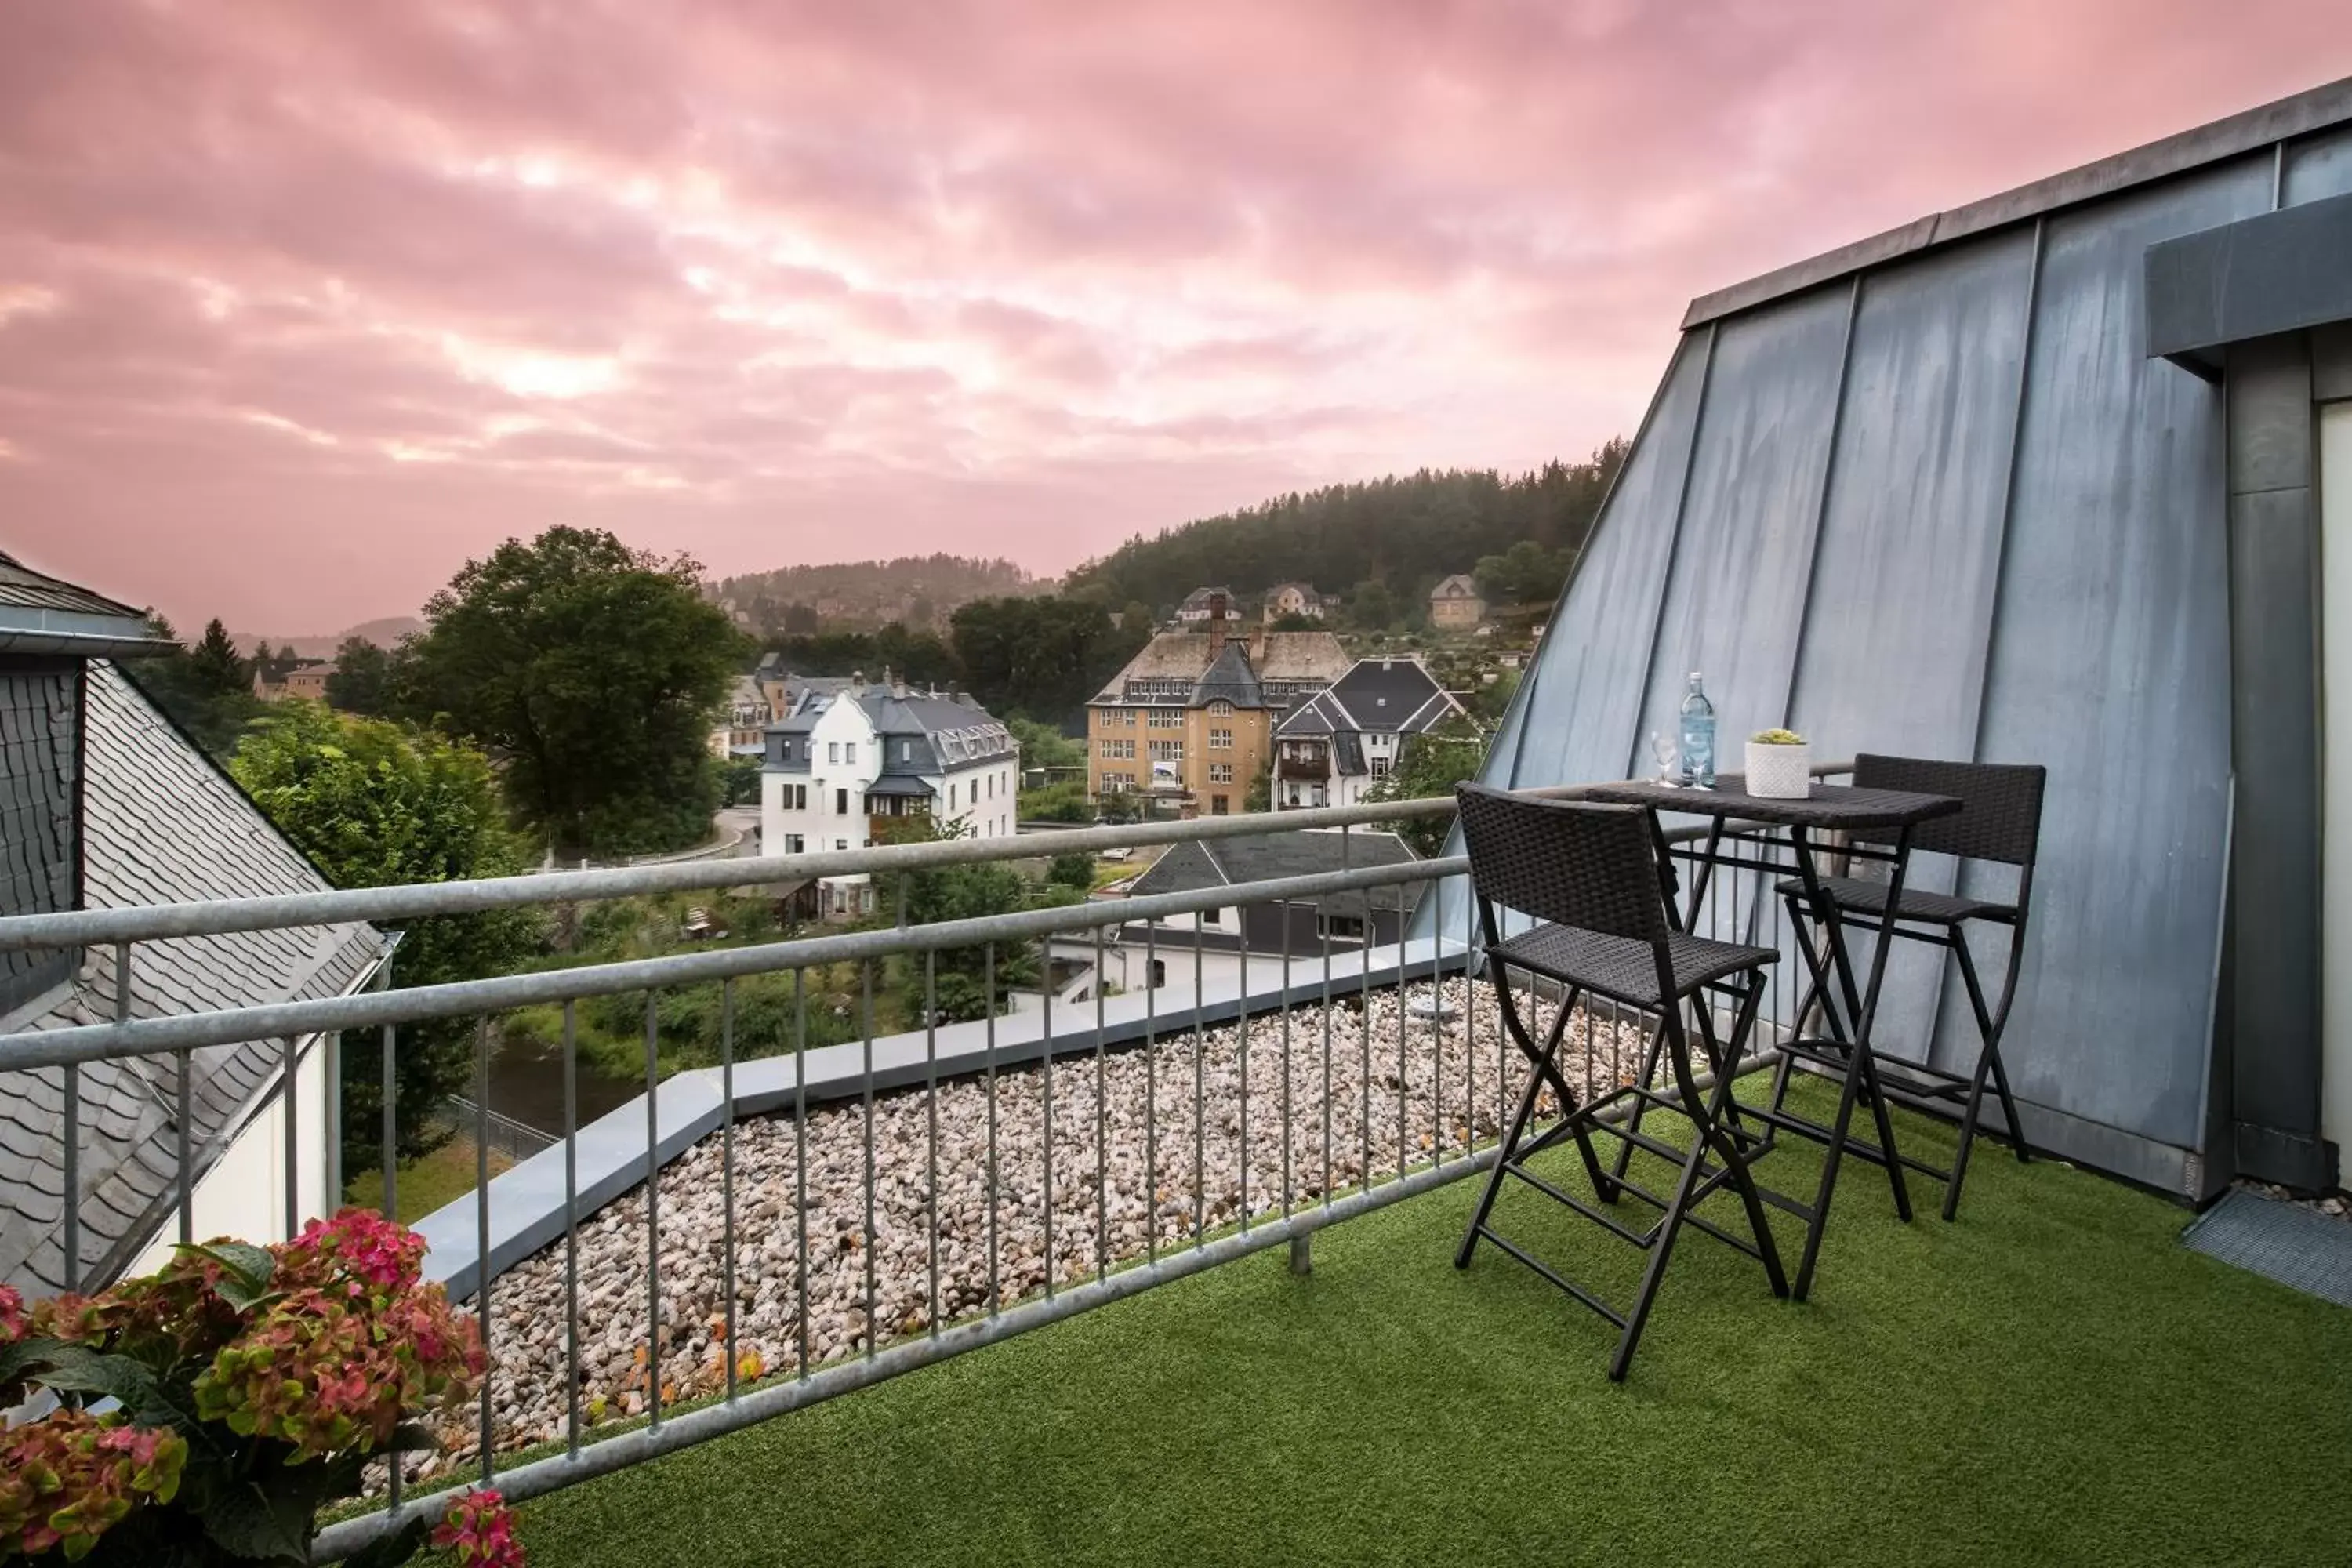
(762, 702, 1022, 861)
(125, 1034, 333, 1274)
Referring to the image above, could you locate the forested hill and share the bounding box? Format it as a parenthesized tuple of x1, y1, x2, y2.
(1062, 444, 1625, 615)
(716, 554, 1039, 633)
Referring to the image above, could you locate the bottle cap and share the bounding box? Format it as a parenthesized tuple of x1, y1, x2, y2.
(1687, 670, 1701, 681)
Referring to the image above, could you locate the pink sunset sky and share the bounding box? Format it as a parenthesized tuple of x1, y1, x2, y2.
(2, 2, 2347, 634)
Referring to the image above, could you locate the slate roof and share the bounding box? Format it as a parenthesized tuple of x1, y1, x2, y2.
(1191, 641, 1265, 709)
(765, 683, 1014, 776)
(1089, 630, 1350, 706)
(0, 552, 145, 619)
(1431, 574, 1481, 601)
(0, 662, 390, 1296)
(1127, 829, 1421, 920)
(1276, 656, 1462, 743)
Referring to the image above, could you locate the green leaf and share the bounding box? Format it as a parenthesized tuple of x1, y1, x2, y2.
(188, 1242, 277, 1309)
(194, 1475, 314, 1563)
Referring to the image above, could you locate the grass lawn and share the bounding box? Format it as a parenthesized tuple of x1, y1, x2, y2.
(343, 1136, 511, 1225)
(514, 1083, 2352, 1566)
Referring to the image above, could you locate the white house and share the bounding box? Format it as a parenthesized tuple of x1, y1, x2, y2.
(0, 552, 390, 1298)
(1271, 655, 1467, 812)
(761, 670, 1021, 916)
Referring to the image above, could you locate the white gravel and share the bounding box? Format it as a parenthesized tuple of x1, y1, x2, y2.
(397, 979, 1654, 1479)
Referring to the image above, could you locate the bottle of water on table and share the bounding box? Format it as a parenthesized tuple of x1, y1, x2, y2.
(1679, 672, 1715, 789)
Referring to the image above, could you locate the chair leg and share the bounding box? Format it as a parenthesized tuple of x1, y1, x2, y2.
(1607, 1020, 1667, 1188)
(1945, 935, 2033, 1220)
(1460, 976, 1606, 1266)
(1700, 979, 1788, 1300)
(1610, 1013, 1708, 1381)
(1456, 1034, 1547, 1269)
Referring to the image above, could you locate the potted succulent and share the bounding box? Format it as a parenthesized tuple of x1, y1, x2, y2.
(0, 1209, 524, 1566)
(1745, 728, 1812, 799)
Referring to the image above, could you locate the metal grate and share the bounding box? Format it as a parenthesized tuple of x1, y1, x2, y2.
(2181, 1189, 2352, 1308)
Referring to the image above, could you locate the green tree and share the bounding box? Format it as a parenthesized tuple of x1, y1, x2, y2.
(1363, 718, 1492, 856)
(1474, 539, 1572, 607)
(1047, 851, 1094, 890)
(893, 821, 1040, 1022)
(1006, 715, 1083, 775)
(325, 637, 396, 716)
(230, 703, 543, 1174)
(187, 618, 250, 699)
(949, 595, 1145, 726)
(1347, 579, 1399, 632)
(721, 754, 763, 807)
(119, 614, 265, 761)
(395, 527, 748, 856)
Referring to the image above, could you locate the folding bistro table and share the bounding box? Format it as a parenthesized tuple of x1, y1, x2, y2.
(1581, 774, 1962, 1299)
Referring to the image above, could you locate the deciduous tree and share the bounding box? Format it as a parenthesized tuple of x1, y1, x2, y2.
(230, 704, 543, 1173)
(395, 527, 746, 855)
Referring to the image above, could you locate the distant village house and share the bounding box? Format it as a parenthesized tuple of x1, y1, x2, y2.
(1428, 574, 1486, 630)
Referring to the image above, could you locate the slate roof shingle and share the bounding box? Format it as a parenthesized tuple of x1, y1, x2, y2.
(0, 662, 390, 1296)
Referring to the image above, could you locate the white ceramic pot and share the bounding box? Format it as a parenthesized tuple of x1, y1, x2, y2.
(1744, 741, 1811, 799)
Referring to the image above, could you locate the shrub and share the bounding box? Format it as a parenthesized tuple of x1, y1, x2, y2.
(0, 1212, 523, 1565)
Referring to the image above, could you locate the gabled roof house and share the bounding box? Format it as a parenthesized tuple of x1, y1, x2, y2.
(0, 552, 390, 1295)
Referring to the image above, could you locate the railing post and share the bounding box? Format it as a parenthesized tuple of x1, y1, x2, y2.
(1288, 1233, 1312, 1276)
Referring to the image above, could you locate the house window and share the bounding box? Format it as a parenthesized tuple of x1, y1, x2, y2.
(1149, 740, 1183, 761)
(1209, 728, 1232, 749)
(779, 783, 808, 811)
(1210, 795, 1229, 815)
(835, 839, 848, 851)
(835, 788, 849, 814)
(828, 742, 840, 764)
(1208, 700, 1233, 717)
(844, 742, 856, 767)
(901, 740, 913, 762)
(1318, 913, 1367, 942)
(1149, 959, 1166, 989)
(1208, 763, 1233, 783)
(1148, 708, 1185, 728)
(1103, 738, 1135, 759)
(1370, 758, 1392, 779)
(949, 782, 958, 810)
(784, 834, 805, 855)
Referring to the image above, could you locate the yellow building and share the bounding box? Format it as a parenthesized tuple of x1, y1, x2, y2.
(1087, 601, 1348, 817)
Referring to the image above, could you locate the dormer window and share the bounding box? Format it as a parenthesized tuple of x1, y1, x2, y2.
(901, 740, 913, 762)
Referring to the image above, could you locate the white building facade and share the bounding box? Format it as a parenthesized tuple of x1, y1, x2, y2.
(761, 675, 1019, 915)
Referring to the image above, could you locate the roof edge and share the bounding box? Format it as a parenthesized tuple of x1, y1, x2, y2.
(1682, 74, 2352, 329)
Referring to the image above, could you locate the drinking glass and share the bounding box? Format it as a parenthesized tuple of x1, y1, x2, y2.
(1649, 731, 1678, 786)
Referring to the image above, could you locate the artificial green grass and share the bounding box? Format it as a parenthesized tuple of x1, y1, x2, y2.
(516, 1087, 2352, 1566)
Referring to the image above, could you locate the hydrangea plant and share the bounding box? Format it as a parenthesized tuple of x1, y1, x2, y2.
(0, 1209, 523, 1566)
(1749, 728, 1806, 746)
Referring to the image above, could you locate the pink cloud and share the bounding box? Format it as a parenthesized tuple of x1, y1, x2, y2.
(0, 0, 2346, 631)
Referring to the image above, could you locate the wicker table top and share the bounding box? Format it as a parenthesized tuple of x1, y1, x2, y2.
(1583, 778, 1961, 832)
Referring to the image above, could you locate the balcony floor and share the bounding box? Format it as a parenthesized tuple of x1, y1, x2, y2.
(516, 1083, 2352, 1566)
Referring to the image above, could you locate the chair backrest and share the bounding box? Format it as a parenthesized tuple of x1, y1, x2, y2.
(1852, 754, 2046, 867)
(1453, 784, 1668, 942)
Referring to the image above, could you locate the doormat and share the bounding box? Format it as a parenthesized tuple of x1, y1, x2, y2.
(2181, 1188, 2352, 1308)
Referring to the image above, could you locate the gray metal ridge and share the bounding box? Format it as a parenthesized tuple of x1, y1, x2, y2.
(0, 773, 1754, 953)
(1682, 74, 2352, 328)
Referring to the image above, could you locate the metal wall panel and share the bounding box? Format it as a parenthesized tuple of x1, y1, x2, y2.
(1786, 230, 2040, 1068)
(2283, 124, 2352, 205)
(1494, 332, 1712, 793)
(1632, 287, 1853, 767)
(1972, 156, 2268, 1147)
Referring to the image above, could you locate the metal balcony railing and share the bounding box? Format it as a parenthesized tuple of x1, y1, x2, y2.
(0, 771, 1844, 1560)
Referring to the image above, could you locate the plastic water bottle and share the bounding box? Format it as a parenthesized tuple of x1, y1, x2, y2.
(1678, 672, 1715, 789)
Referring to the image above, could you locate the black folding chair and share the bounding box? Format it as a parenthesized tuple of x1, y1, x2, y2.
(1452, 784, 1787, 1381)
(1771, 755, 2045, 1221)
